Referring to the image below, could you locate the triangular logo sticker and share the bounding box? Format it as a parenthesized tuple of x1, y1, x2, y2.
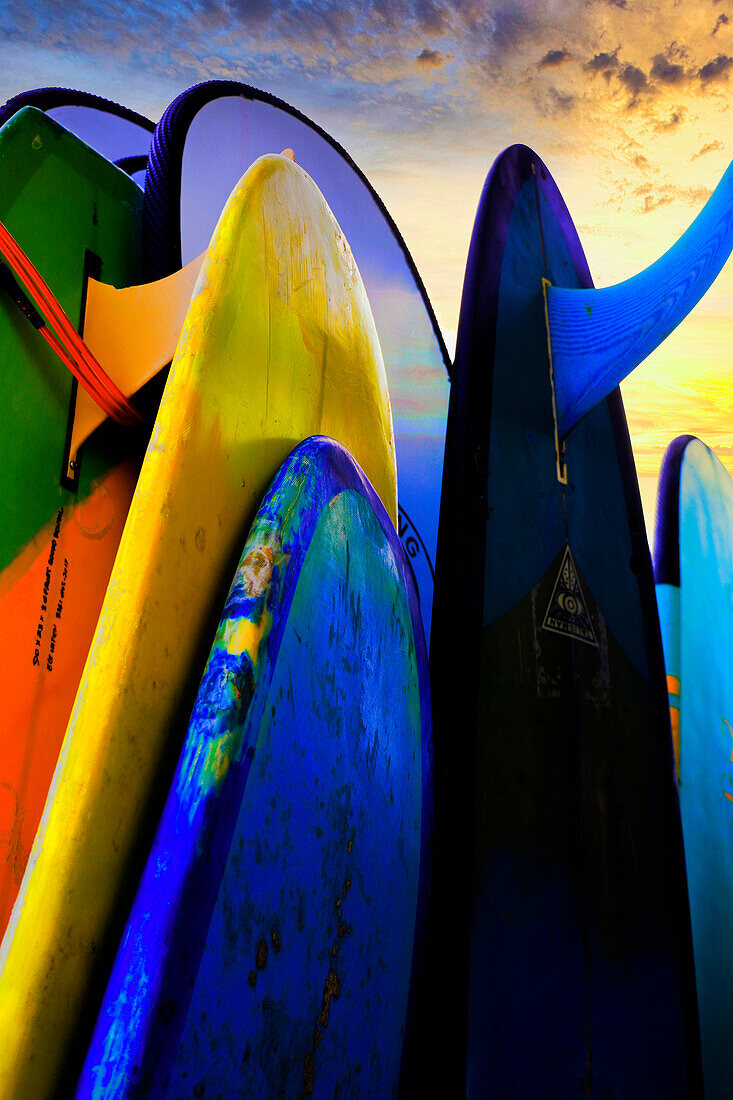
(542, 545, 598, 647)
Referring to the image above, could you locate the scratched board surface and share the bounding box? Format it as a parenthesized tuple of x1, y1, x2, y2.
(75, 436, 431, 1099)
(144, 80, 450, 643)
(655, 436, 733, 1100)
(0, 107, 145, 943)
(0, 153, 397, 1100)
(415, 145, 701, 1097)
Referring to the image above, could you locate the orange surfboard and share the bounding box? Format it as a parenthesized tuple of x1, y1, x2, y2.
(0, 107, 145, 934)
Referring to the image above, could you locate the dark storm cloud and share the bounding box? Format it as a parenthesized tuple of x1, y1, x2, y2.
(538, 49, 571, 69)
(698, 53, 733, 83)
(650, 53, 686, 84)
(713, 14, 730, 35)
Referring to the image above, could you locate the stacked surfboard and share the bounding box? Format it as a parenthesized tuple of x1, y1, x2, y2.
(655, 437, 733, 1100)
(3, 78, 732, 1099)
(0, 96, 434, 1098)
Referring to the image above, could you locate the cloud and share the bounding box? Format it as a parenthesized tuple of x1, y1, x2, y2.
(713, 13, 729, 35)
(226, 0, 274, 23)
(691, 139, 725, 158)
(619, 63, 648, 94)
(698, 54, 733, 84)
(538, 48, 572, 69)
(415, 0, 453, 35)
(618, 63, 651, 106)
(632, 181, 713, 214)
(651, 107, 687, 131)
(416, 47, 449, 68)
(533, 84, 576, 116)
(650, 53, 687, 85)
(585, 48, 620, 80)
(485, 5, 534, 60)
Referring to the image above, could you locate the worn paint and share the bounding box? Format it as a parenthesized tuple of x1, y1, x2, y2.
(76, 436, 431, 1099)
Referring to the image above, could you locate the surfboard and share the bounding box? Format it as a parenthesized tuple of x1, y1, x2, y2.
(413, 145, 701, 1096)
(0, 153, 397, 1099)
(143, 79, 450, 643)
(0, 106, 146, 941)
(655, 435, 733, 1100)
(75, 435, 431, 1099)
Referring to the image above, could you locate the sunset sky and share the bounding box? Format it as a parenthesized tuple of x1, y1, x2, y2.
(1, 0, 731, 532)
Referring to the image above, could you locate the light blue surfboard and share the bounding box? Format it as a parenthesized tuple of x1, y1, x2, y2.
(655, 435, 733, 1100)
(75, 435, 432, 1099)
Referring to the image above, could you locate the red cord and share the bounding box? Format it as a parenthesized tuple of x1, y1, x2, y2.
(0, 219, 143, 426)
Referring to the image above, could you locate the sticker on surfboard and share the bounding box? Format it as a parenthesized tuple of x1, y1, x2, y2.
(542, 545, 598, 647)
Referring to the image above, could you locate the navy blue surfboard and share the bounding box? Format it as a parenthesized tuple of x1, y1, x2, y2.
(75, 436, 432, 1099)
(142, 80, 450, 643)
(414, 145, 701, 1097)
(656, 436, 733, 1100)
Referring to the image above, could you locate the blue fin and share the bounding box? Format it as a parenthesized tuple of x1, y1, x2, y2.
(548, 160, 733, 437)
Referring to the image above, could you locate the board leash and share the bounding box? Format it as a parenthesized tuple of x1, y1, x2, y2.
(0, 219, 143, 426)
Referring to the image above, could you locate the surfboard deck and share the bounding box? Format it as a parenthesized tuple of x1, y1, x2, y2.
(0, 107, 145, 939)
(0, 153, 397, 1099)
(655, 436, 733, 1100)
(414, 145, 701, 1097)
(75, 435, 431, 1099)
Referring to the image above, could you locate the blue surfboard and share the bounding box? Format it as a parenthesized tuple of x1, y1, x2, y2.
(75, 435, 432, 1099)
(655, 435, 733, 1100)
(412, 145, 701, 1096)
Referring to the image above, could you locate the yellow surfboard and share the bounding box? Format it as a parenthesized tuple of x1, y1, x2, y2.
(0, 154, 396, 1098)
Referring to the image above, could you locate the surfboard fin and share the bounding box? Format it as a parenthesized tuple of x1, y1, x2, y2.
(547, 158, 733, 438)
(65, 252, 204, 474)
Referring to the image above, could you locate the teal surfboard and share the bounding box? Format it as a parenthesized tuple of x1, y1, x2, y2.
(412, 145, 701, 1096)
(655, 435, 733, 1100)
(75, 435, 432, 1098)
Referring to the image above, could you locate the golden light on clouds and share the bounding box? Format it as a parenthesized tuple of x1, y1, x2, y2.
(0, 0, 731, 535)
